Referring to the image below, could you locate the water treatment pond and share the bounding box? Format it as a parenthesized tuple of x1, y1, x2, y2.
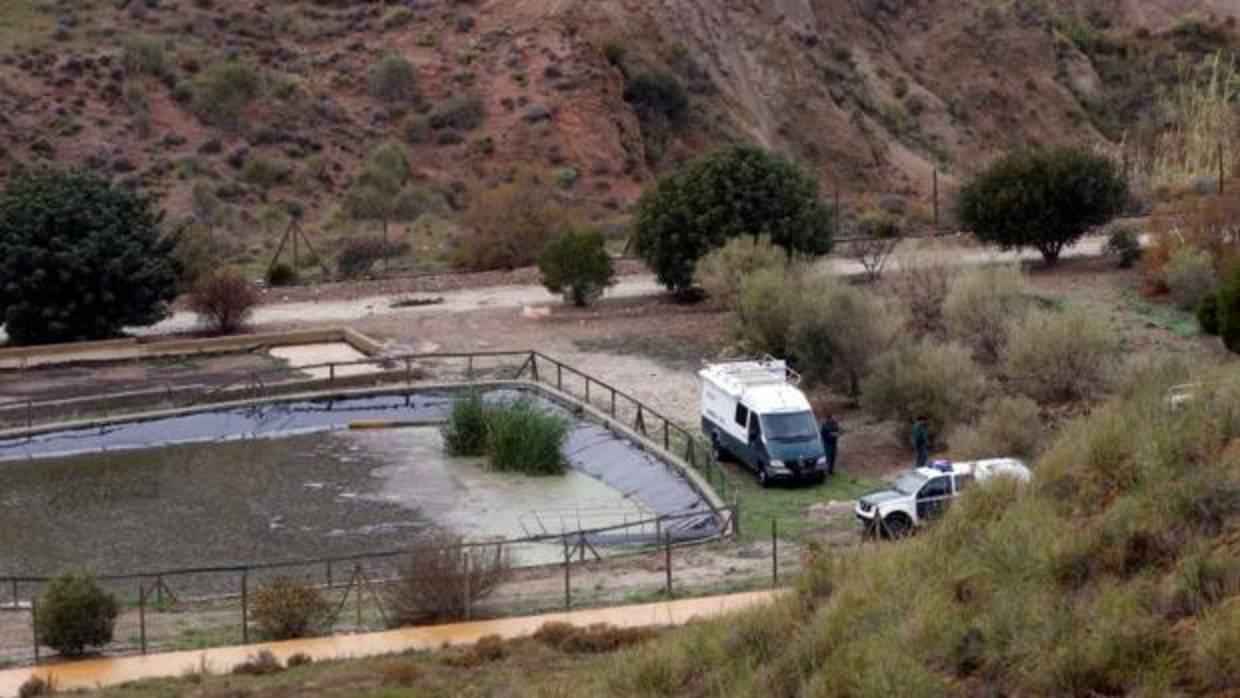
(0, 389, 717, 579)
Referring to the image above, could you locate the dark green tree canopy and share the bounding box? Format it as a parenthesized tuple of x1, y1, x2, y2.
(538, 228, 617, 306)
(634, 144, 835, 292)
(0, 167, 180, 345)
(957, 146, 1128, 264)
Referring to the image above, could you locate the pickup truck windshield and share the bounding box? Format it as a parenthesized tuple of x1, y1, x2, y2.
(893, 471, 928, 495)
(762, 412, 818, 442)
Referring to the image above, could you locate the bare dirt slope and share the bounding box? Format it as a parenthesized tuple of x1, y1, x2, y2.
(0, 1, 1236, 260)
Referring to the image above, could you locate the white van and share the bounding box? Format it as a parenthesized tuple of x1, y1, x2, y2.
(699, 359, 827, 486)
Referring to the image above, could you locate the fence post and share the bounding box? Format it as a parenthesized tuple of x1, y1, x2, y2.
(585, 377, 591, 404)
(563, 537, 571, 610)
(31, 597, 39, 663)
(329, 363, 336, 383)
(241, 569, 249, 644)
(139, 584, 147, 654)
(355, 564, 364, 627)
(662, 421, 669, 450)
(463, 552, 472, 621)
(10, 578, 16, 608)
(530, 354, 540, 382)
(771, 519, 779, 586)
(467, 355, 474, 380)
(155, 575, 163, 607)
(664, 532, 673, 598)
(556, 363, 562, 391)
(609, 389, 616, 417)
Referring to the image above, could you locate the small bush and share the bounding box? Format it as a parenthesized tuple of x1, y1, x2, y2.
(623, 71, 688, 123)
(190, 61, 262, 130)
(538, 229, 616, 306)
(888, 249, 954, 336)
(472, 634, 508, 661)
(453, 173, 567, 270)
(441, 391, 488, 456)
(485, 399, 569, 476)
(1193, 598, 1240, 689)
(239, 157, 291, 189)
(734, 267, 801, 357)
(1164, 245, 1217, 311)
(121, 36, 167, 77)
(1197, 291, 1220, 335)
(18, 676, 52, 698)
(428, 95, 485, 130)
(789, 280, 906, 398)
(35, 573, 119, 656)
(944, 264, 1028, 362)
(232, 650, 284, 676)
(1104, 226, 1142, 269)
(187, 267, 260, 335)
(534, 622, 656, 654)
(1218, 266, 1240, 353)
(378, 661, 423, 686)
(250, 577, 332, 641)
(401, 115, 430, 144)
(286, 652, 313, 668)
(1003, 309, 1118, 403)
(694, 236, 787, 311)
(948, 396, 1043, 461)
(369, 54, 418, 109)
(336, 233, 408, 279)
(265, 262, 299, 287)
(386, 534, 509, 624)
(861, 342, 987, 439)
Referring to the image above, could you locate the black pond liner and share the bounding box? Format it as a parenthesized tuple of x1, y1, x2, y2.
(0, 388, 720, 543)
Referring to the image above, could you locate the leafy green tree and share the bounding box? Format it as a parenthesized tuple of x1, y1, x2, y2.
(1216, 266, 1240, 353)
(35, 572, 119, 656)
(369, 53, 419, 110)
(344, 142, 415, 266)
(958, 146, 1128, 264)
(539, 229, 617, 306)
(634, 144, 835, 292)
(0, 168, 179, 345)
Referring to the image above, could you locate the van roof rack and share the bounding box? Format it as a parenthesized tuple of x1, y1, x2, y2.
(701, 356, 801, 389)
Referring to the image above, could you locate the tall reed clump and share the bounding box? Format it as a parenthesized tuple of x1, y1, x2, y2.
(484, 399, 569, 475)
(1151, 52, 1239, 190)
(440, 393, 569, 475)
(594, 366, 1240, 698)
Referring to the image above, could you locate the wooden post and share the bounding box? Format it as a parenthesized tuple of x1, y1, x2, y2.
(355, 565, 363, 628)
(463, 552, 472, 621)
(155, 575, 163, 606)
(664, 532, 673, 597)
(329, 364, 336, 383)
(241, 569, 249, 644)
(771, 519, 779, 586)
(326, 560, 333, 589)
(139, 584, 147, 654)
(563, 537, 571, 610)
(662, 421, 669, 450)
(556, 363, 563, 391)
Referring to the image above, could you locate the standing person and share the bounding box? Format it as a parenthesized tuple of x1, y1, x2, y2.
(911, 416, 930, 468)
(819, 413, 840, 476)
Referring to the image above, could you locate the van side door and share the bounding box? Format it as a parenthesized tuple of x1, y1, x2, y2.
(730, 403, 754, 468)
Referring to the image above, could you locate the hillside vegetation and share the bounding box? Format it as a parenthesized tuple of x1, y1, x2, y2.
(1, 1, 1238, 276)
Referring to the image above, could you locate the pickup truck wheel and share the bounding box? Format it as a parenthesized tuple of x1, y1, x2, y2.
(881, 514, 912, 539)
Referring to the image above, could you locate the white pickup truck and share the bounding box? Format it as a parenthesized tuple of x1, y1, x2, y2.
(854, 458, 1031, 537)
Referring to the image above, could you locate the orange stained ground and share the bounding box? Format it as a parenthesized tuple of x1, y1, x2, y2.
(0, 590, 778, 696)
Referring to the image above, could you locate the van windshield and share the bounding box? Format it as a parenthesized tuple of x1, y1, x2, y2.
(762, 412, 818, 442)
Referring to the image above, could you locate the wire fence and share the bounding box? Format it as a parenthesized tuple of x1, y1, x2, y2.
(0, 351, 752, 665)
(0, 507, 767, 665)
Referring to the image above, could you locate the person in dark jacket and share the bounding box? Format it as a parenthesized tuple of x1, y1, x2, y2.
(911, 416, 930, 468)
(819, 413, 841, 476)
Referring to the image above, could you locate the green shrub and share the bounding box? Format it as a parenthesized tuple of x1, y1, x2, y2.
(485, 399, 569, 476)
(250, 578, 331, 640)
(120, 36, 167, 77)
(239, 157, 291, 189)
(17, 677, 51, 698)
(401, 114, 431, 143)
(623, 71, 688, 123)
(1193, 598, 1240, 689)
(428, 95, 485, 130)
(958, 146, 1128, 264)
(1197, 290, 1220, 335)
(888, 249, 954, 336)
(441, 392, 488, 456)
(1104, 226, 1142, 269)
(734, 267, 801, 356)
(369, 54, 418, 109)
(232, 649, 284, 676)
(538, 229, 617, 306)
(789, 280, 906, 398)
(944, 264, 1028, 362)
(266, 262, 299, 287)
(1212, 266, 1240, 353)
(948, 395, 1043, 461)
(0, 167, 180, 344)
(1003, 309, 1118, 403)
(861, 342, 987, 439)
(35, 573, 119, 656)
(1164, 245, 1216, 311)
(190, 61, 262, 130)
(694, 236, 788, 310)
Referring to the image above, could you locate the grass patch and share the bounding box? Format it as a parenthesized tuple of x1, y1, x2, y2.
(724, 463, 884, 543)
(1120, 290, 1200, 338)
